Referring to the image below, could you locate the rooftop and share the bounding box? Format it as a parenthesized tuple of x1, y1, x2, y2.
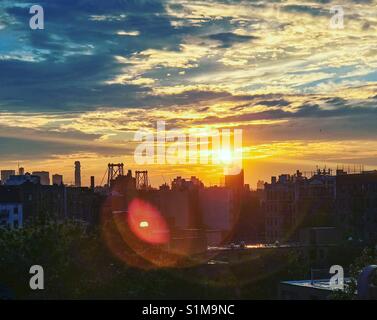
(281, 278, 351, 291)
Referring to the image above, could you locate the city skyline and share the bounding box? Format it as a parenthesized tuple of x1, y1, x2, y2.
(0, 160, 369, 189)
(1, 0, 377, 188)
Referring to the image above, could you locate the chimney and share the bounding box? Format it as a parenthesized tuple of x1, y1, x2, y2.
(90, 176, 95, 190)
(74, 161, 81, 187)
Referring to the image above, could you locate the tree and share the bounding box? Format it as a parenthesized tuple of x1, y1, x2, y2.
(331, 246, 377, 299)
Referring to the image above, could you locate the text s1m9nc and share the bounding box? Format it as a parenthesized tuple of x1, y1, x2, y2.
(186, 305, 235, 316)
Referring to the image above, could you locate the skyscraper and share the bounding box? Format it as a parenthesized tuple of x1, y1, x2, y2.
(75, 161, 81, 187)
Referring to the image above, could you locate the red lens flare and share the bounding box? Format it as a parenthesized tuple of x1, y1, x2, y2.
(127, 198, 170, 245)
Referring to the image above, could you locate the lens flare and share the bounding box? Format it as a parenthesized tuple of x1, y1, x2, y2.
(127, 198, 170, 245)
(139, 221, 149, 228)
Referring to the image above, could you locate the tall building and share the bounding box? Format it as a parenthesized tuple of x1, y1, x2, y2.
(225, 169, 244, 191)
(199, 186, 233, 246)
(32, 171, 50, 185)
(74, 161, 81, 187)
(52, 174, 63, 186)
(1, 170, 16, 184)
(18, 167, 25, 175)
(90, 176, 95, 190)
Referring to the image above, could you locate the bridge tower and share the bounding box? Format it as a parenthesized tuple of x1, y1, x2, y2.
(135, 171, 149, 190)
(107, 163, 124, 186)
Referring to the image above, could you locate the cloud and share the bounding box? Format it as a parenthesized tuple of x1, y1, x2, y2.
(207, 32, 258, 48)
(1, 0, 377, 179)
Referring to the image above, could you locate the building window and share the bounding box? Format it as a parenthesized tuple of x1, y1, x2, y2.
(14, 206, 18, 214)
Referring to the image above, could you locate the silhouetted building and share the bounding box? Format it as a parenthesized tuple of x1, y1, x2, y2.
(263, 169, 335, 243)
(90, 176, 95, 190)
(335, 170, 377, 243)
(225, 169, 244, 191)
(32, 171, 50, 185)
(52, 174, 63, 186)
(0, 188, 23, 229)
(0, 182, 103, 226)
(1, 170, 15, 184)
(171, 176, 204, 191)
(199, 186, 234, 245)
(75, 161, 81, 187)
(5, 174, 40, 186)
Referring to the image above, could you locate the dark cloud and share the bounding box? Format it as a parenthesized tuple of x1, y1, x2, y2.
(0, 0, 182, 111)
(0, 125, 130, 161)
(194, 100, 377, 125)
(207, 32, 257, 48)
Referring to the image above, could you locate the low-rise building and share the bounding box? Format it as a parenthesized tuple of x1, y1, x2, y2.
(0, 203, 22, 229)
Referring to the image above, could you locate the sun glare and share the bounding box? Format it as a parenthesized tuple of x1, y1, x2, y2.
(219, 149, 233, 164)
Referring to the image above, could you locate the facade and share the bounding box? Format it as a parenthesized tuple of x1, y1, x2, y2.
(0, 183, 102, 226)
(0, 203, 23, 229)
(263, 174, 295, 243)
(136, 177, 207, 253)
(0, 186, 23, 229)
(263, 168, 377, 244)
(32, 171, 50, 185)
(199, 187, 233, 231)
(263, 170, 336, 243)
(199, 187, 233, 245)
(335, 170, 377, 243)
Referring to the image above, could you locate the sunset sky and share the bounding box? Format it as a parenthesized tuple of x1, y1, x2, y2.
(1, 0, 377, 188)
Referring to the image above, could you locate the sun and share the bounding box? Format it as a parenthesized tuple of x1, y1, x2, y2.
(219, 148, 233, 164)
